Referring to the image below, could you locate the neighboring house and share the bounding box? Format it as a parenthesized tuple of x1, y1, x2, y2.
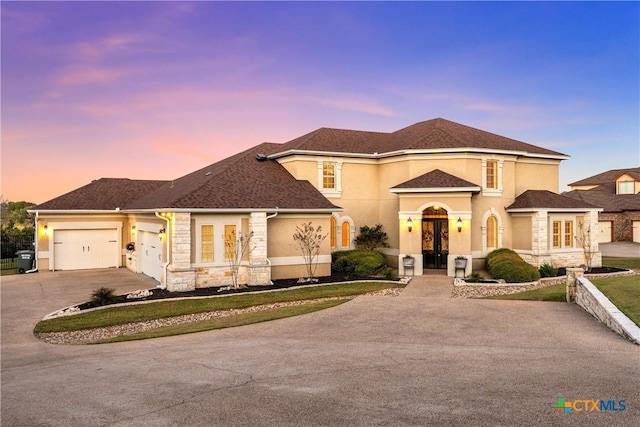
(31, 118, 601, 291)
(564, 167, 640, 243)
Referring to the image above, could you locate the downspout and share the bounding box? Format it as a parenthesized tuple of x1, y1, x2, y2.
(155, 211, 170, 290)
(26, 212, 39, 273)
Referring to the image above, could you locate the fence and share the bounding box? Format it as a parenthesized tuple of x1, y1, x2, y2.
(1, 232, 35, 270)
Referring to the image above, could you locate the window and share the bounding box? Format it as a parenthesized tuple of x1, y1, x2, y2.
(486, 160, 498, 189)
(341, 222, 350, 248)
(564, 221, 574, 248)
(330, 217, 336, 248)
(201, 225, 214, 262)
(224, 225, 236, 261)
(323, 162, 336, 190)
(552, 221, 561, 248)
(551, 219, 574, 249)
(486, 215, 498, 249)
(618, 181, 634, 194)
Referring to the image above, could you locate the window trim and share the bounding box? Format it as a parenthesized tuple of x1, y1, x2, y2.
(194, 216, 242, 265)
(481, 158, 503, 196)
(317, 160, 343, 198)
(550, 218, 575, 250)
(617, 181, 635, 195)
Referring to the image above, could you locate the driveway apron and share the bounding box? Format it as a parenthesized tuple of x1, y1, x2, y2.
(2, 269, 638, 426)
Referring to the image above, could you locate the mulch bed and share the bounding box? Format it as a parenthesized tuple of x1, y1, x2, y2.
(78, 274, 395, 311)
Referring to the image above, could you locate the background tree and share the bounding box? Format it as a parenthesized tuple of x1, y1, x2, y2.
(354, 224, 389, 250)
(293, 222, 328, 281)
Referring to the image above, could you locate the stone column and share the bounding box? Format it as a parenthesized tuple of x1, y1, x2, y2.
(566, 267, 584, 303)
(167, 212, 196, 292)
(248, 212, 271, 286)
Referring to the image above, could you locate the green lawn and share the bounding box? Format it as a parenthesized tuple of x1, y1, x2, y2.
(486, 284, 566, 302)
(35, 281, 403, 334)
(602, 256, 640, 270)
(591, 275, 640, 327)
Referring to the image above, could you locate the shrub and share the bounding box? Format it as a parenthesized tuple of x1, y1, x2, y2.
(539, 263, 558, 278)
(354, 224, 389, 250)
(487, 248, 541, 283)
(381, 267, 396, 280)
(465, 272, 484, 283)
(90, 287, 118, 306)
(333, 250, 386, 278)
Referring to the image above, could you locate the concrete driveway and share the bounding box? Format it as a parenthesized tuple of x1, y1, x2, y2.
(2, 269, 638, 426)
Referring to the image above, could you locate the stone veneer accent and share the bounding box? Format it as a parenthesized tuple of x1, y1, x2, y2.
(573, 274, 640, 345)
(166, 212, 197, 292)
(248, 212, 271, 286)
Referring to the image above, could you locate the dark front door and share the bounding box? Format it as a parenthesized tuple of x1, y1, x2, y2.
(422, 219, 449, 269)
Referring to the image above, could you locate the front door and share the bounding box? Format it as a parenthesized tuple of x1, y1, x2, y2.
(422, 218, 449, 269)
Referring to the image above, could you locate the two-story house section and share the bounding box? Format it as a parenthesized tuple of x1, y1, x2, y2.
(31, 118, 600, 291)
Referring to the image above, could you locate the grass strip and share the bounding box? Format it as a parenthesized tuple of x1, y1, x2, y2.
(35, 281, 401, 333)
(602, 257, 640, 270)
(98, 299, 349, 344)
(591, 275, 640, 327)
(486, 284, 566, 302)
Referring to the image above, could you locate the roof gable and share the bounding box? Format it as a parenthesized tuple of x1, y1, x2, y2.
(569, 167, 640, 187)
(391, 169, 481, 192)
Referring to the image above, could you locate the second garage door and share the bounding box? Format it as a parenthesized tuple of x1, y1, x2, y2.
(597, 221, 612, 243)
(54, 229, 119, 270)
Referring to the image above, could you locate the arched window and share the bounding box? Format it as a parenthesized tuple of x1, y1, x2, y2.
(487, 215, 498, 249)
(330, 217, 337, 248)
(341, 222, 350, 248)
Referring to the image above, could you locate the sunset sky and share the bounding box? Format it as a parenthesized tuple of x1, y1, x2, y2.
(2, 1, 638, 204)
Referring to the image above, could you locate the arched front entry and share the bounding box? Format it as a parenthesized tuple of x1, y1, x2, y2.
(422, 206, 449, 269)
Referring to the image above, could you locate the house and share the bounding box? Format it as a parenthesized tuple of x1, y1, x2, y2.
(564, 167, 640, 243)
(31, 118, 601, 291)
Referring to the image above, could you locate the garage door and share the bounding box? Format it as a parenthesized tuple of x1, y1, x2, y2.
(54, 229, 118, 270)
(139, 230, 163, 282)
(597, 221, 612, 243)
(633, 221, 640, 243)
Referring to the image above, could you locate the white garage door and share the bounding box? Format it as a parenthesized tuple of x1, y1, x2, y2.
(54, 229, 119, 270)
(633, 221, 640, 243)
(597, 221, 612, 243)
(139, 231, 163, 282)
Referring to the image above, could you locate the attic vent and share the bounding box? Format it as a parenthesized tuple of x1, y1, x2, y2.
(205, 172, 212, 176)
(256, 153, 268, 161)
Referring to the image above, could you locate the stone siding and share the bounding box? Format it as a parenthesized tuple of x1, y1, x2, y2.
(574, 276, 640, 344)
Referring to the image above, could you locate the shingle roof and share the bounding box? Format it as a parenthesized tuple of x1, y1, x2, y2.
(33, 178, 168, 211)
(276, 118, 566, 158)
(391, 169, 481, 191)
(564, 184, 640, 213)
(506, 190, 599, 210)
(128, 143, 339, 211)
(569, 167, 640, 187)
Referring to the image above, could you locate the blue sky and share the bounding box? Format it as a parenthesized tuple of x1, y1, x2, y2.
(2, 1, 638, 203)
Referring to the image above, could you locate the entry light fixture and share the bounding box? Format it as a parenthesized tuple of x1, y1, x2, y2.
(43, 225, 49, 236)
(131, 225, 136, 233)
(158, 228, 166, 239)
(407, 217, 413, 233)
(457, 217, 463, 233)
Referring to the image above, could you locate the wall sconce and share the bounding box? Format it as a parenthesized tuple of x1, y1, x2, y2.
(131, 225, 136, 234)
(158, 228, 166, 239)
(43, 225, 49, 236)
(457, 217, 463, 233)
(407, 217, 413, 233)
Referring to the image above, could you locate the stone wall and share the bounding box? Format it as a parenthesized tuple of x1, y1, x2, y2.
(574, 276, 640, 344)
(451, 277, 566, 298)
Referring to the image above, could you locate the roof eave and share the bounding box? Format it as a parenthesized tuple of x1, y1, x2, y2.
(505, 207, 603, 213)
(390, 187, 482, 194)
(122, 207, 343, 214)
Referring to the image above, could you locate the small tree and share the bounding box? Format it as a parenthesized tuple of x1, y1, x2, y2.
(293, 222, 328, 281)
(354, 224, 389, 250)
(575, 220, 596, 272)
(224, 230, 254, 289)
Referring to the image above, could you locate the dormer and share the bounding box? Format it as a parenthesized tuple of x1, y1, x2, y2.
(615, 173, 640, 195)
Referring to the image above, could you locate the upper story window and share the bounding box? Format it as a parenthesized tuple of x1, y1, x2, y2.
(486, 160, 498, 189)
(482, 159, 503, 196)
(323, 162, 336, 189)
(318, 160, 342, 198)
(618, 181, 635, 194)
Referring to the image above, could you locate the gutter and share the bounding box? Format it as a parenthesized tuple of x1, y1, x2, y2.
(155, 211, 170, 290)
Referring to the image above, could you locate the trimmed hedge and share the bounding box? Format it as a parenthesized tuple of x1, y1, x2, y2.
(487, 248, 541, 283)
(332, 249, 386, 278)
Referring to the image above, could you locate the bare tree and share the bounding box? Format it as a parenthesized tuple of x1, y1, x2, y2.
(293, 222, 328, 282)
(224, 229, 254, 289)
(575, 220, 596, 272)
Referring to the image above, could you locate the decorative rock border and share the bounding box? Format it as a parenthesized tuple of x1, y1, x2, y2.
(452, 269, 637, 299)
